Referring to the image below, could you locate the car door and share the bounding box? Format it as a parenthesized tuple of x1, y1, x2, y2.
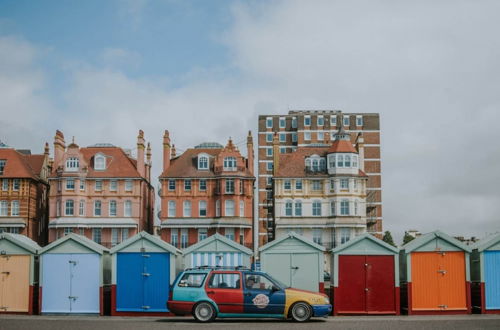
(243, 273, 285, 315)
(205, 271, 243, 314)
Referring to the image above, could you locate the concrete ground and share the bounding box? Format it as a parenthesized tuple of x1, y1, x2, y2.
(0, 314, 500, 330)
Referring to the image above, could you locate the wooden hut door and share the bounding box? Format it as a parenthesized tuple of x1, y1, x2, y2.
(366, 256, 395, 313)
(436, 252, 466, 310)
(337, 256, 366, 313)
(0, 255, 30, 312)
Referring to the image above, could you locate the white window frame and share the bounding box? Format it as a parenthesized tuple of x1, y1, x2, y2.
(1, 179, 8, 191)
(266, 133, 273, 142)
(10, 200, 19, 216)
(95, 180, 103, 191)
(94, 200, 102, 216)
(216, 199, 221, 217)
(80, 179, 86, 191)
(225, 200, 235, 216)
(312, 201, 322, 216)
(125, 180, 133, 191)
(171, 230, 178, 248)
(294, 200, 302, 216)
(239, 200, 244, 217)
(330, 201, 336, 216)
(292, 133, 298, 143)
(94, 154, 106, 170)
(110, 180, 118, 191)
(340, 199, 349, 215)
(295, 179, 302, 190)
(124, 200, 132, 217)
(317, 132, 324, 141)
(266, 117, 273, 128)
(79, 200, 85, 216)
(184, 179, 191, 191)
(225, 228, 235, 241)
(343, 115, 350, 126)
(331, 115, 337, 126)
(0, 200, 8, 216)
(317, 115, 324, 126)
(109, 200, 117, 216)
(168, 200, 176, 217)
(284, 179, 291, 190)
(183, 200, 192, 217)
(199, 179, 207, 191)
(198, 155, 209, 170)
(199, 200, 207, 217)
(285, 200, 293, 216)
(312, 180, 322, 191)
(266, 148, 273, 157)
(291, 117, 297, 128)
(313, 228, 322, 245)
(304, 132, 311, 141)
(198, 228, 208, 242)
(356, 115, 363, 126)
(279, 117, 286, 128)
(93, 228, 102, 244)
(65, 157, 79, 171)
(223, 157, 237, 171)
(66, 178, 75, 190)
(266, 162, 273, 172)
(65, 200, 74, 216)
(13, 179, 20, 191)
(168, 179, 175, 191)
(225, 179, 235, 194)
(304, 115, 311, 126)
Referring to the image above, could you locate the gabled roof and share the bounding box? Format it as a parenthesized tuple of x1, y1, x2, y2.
(259, 231, 326, 252)
(69, 147, 143, 178)
(327, 139, 357, 154)
(402, 230, 471, 253)
(39, 233, 108, 255)
(183, 233, 253, 255)
(331, 233, 399, 254)
(474, 233, 500, 252)
(0, 149, 46, 180)
(110, 231, 181, 255)
(0, 233, 41, 254)
(160, 148, 253, 178)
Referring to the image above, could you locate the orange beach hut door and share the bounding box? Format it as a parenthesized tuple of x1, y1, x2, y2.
(0, 255, 30, 312)
(411, 252, 466, 311)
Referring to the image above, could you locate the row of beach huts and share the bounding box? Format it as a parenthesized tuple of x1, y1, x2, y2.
(0, 230, 499, 316)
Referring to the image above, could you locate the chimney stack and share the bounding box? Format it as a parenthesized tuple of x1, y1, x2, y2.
(53, 130, 66, 168)
(137, 130, 145, 177)
(246, 131, 254, 175)
(171, 144, 176, 158)
(356, 133, 365, 171)
(163, 130, 171, 173)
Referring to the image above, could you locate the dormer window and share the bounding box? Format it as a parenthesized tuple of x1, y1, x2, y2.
(0, 160, 6, 175)
(223, 157, 237, 171)
(65, 157, 79, 172)
(198, 155, 209, 170)
(305, 155, 326, 172)
(94, 154, 106, 170)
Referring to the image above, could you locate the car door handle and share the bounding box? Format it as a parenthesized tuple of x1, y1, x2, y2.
(142, 273, 151, 277)
(206, 291, 215, 294)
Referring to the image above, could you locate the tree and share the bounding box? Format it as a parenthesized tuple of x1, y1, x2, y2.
(382, 230, 396, 247)
(403, 231, 415, 245)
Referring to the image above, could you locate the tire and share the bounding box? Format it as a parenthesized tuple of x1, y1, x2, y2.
(290, 302, 312, 322)
(193, 302, 216, 322)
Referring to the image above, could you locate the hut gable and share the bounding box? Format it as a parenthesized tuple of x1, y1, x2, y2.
(331, 233, 398, 255)
(259, 231, 325, 253)
(40, 233, 108, 255)
(402, 230, 471, 253)
(183, 234, 252, 255)
(474, 233, 500, 252)
(110, 231, 180, 255)
(0, 233, 40, 254)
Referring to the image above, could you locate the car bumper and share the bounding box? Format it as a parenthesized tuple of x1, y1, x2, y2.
(167, 301, 195, 316)
(312, 304, 332, 317)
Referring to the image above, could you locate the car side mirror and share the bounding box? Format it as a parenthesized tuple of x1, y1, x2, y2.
(271, 285, 280, 292)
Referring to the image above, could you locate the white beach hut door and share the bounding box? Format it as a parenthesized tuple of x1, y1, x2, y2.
(69, 254, 100, 313)
(41, 254, 71, 313)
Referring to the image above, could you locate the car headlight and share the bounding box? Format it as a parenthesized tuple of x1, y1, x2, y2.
(324, 296, 330, 304)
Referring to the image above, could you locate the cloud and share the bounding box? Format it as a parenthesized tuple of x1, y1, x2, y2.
(1, 1, 500, 243)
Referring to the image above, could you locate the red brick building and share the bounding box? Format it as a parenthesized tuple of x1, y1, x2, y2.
(159, 131, 255, 249)
(48, 130, 155, 247)
(0, 141, 50, 245)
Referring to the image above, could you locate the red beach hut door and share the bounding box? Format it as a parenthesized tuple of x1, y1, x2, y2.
(366, 255, 395, 313)
(337, 255, 366, 313)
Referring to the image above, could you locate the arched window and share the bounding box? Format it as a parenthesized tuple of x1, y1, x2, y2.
(223, 157, 237, 170)
(337, 155, 344, 167)
(66, 157, 79, 171)
(198, 155, 209, 170)
(94, 154, 105, 170)
(294, 200, 302, 216)
(345, 155, 351, 167)
(183, 201, 192, 217)
(312, 200, 322, 216)
(312, 159, 319, 172)
(225, 200, 235, 216)
(285, 200, 293, 216)
(168, 201, 176, 217)
(199, 200, 207, 217)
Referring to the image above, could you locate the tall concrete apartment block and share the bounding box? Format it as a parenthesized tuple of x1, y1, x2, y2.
(257, 110, 382, 246)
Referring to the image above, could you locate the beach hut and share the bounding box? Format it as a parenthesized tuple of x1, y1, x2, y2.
(331, 233, 399, 315)
(110, 231, 181, 315)
(400, 230, 471, 315)
(39, 233, 107, 314)
(182, 233, 252, 269)
(0, 233, 40, 314)
(259, 232, 325, 292)
(471, 233, 500, 314)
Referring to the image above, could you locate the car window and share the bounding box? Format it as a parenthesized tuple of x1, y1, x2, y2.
(208, 273, 241, 289)
(178, 273, 207, 288)
(244, 274, 276, 291)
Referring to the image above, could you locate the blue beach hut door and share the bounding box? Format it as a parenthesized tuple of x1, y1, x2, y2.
(484, 251, 500, 310)
(116, 252, 170, 312)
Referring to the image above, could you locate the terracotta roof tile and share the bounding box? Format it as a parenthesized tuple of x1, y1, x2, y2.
(0, 149, 45, 179)
(327, 139, 358, 153)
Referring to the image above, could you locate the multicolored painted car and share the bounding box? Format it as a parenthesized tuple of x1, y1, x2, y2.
(167, 266, 332, 322)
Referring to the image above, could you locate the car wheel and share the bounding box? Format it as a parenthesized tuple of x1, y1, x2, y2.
(193, 302, 216, 322)
(290, 302, 312, 322)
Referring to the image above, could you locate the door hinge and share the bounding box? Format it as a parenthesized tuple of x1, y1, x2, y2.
(142, 273, 151, 277)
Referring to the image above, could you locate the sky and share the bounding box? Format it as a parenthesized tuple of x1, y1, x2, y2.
(1, 0, 499, 243)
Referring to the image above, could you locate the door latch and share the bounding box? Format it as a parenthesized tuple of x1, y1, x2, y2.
(438, 304, 448, 309)
(291, 266, 299, 270)
(1, 271, 10, 275)
(68, 296, 78, 300)
(69, 260, 77, 265)
(437, 270, 447, 275)
(365, 288, 369, 292)
(142, 273, 151, 277)
(142, 306, 150, 309)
